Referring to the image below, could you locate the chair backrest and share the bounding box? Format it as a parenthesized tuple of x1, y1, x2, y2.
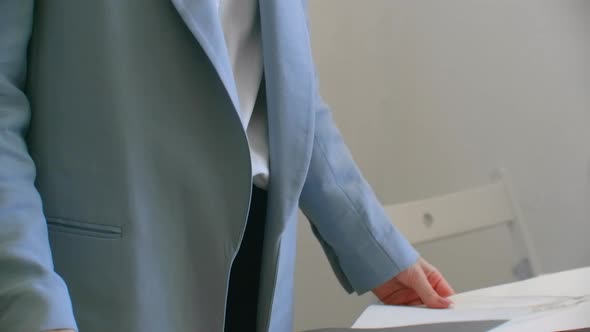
(383, 173, 541, 291)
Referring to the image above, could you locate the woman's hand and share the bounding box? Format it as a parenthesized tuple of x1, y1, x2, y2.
(372, 258, 455, 308)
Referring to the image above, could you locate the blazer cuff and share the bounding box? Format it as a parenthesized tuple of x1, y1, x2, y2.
(311, 214, 420, 295)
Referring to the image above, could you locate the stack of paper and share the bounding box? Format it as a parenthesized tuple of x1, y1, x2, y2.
(352, 294, 590, 331)
(302, 320, 508, 332)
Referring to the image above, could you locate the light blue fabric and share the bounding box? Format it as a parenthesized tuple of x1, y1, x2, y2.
(0, 0, 419, 331)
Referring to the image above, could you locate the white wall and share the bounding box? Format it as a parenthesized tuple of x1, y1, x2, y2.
(295, 1, 590, 330)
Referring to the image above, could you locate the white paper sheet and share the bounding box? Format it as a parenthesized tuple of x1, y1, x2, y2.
(352, 305, 527, 329)
(353, 294, 590, 331)
(303, 320, 508, 332)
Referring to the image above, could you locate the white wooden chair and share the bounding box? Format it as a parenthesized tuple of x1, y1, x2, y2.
(383, 171, 541, 292)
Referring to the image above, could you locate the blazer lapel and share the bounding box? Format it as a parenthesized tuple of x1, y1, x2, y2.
(259, 0, 314, 215)
(170, 0, 240, 113)
(257, 0, 315, 330)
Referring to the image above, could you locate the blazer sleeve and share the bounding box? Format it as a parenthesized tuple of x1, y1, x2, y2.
(0, 1, 77, 330)
(298, 1, 419, 295)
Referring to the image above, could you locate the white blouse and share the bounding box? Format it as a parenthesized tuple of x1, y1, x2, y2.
(219, 0, 270, 189)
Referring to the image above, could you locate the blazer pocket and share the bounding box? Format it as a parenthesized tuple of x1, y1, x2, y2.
(46, 217, 122, 239)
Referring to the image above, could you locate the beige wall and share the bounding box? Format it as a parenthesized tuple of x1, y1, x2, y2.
(295, 0, 590, 330)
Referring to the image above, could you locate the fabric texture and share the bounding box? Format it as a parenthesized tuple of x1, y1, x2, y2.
(0, 0, 418, 331)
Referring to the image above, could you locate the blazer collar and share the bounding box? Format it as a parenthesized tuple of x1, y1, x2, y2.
(170, 0, 240, 113)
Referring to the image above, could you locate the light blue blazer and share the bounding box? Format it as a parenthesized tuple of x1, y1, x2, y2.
(0, 0, 418, 331)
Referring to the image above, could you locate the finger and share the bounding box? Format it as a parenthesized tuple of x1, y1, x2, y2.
(412, 268, 452, 309)
(380, 288, 420, 306)
(407, 299, 424, 306)
(427, 271, 455, 297)
(425, 268, 455, 296)
(421, 260, 455, 296)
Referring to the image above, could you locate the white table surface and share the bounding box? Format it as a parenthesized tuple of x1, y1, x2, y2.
(353, 266, 590, 331)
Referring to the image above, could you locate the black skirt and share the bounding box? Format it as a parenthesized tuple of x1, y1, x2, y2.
(224, 186, 268, 332)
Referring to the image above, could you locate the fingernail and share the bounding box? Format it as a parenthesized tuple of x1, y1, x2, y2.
(439, 298, 453, 306)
